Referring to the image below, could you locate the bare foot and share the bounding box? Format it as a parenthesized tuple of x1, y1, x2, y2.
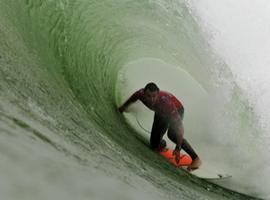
(187, 157, 202, 171)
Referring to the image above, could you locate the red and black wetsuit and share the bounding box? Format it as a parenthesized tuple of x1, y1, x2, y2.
(128, 89, 184, 119)
(124, 89, 198, 160)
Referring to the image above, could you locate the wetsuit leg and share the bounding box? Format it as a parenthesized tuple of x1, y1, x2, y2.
(167, 107, 198, 160)
(181, 139, 198, 160)
(178, 106, 184, 120)
(167, 124, 198, 160)
(167, 120, 183, 147)
(150, 113, 168, 150)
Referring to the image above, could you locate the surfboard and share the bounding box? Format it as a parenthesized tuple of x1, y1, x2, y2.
(159, 148, 231, 180)
(186, 163, 232, 180)
(159, 148, 192, 166)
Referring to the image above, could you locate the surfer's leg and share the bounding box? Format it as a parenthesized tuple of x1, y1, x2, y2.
(181, 139, 202, 170)
(166, 107, 185, 144)
(181, 139, 198, 160)
(167, 117, 184, 145)
(150, 113, 168, 150)
(167, 118, 202, 170)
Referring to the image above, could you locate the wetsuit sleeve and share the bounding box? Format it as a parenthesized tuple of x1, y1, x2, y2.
(121, 89, 142, 109)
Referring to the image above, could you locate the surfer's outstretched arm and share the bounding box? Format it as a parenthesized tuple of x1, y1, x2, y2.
(118, 90, 141, 113)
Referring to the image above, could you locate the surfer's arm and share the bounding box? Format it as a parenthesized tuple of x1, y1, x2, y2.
(118, 90, 141, 113)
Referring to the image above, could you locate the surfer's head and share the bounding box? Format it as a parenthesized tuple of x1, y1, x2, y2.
(143, 82, 159, 106)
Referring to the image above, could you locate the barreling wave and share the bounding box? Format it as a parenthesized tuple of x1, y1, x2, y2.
(0, 0, 260, 199)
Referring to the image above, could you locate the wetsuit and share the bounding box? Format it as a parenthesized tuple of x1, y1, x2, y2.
(123, 89, 198, 160)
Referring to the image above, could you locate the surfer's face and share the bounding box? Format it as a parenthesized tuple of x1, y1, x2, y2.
(144, 89, 158, 106)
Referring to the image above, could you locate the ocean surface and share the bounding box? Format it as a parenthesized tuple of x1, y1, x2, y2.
(0, 0, 268, 199)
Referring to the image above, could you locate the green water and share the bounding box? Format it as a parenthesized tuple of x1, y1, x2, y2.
(0, 0, 260, 199)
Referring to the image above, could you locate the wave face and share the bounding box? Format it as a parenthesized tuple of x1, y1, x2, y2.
(0, 0, 261, 199)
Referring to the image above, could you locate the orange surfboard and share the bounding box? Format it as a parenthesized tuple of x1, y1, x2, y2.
(159, 148, 192, 167)
(160, 149, 232, 180)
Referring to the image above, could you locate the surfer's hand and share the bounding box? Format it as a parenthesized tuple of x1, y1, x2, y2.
(173, 147, 181, 164)
(118, 106, 125, 113)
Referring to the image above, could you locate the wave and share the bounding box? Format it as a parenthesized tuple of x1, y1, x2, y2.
(0, 0, 261, 199)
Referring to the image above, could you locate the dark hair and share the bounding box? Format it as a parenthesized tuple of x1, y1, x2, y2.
(144, 82, 159, 92)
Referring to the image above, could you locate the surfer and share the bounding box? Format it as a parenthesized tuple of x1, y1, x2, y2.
(118, 82, 202, 171)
